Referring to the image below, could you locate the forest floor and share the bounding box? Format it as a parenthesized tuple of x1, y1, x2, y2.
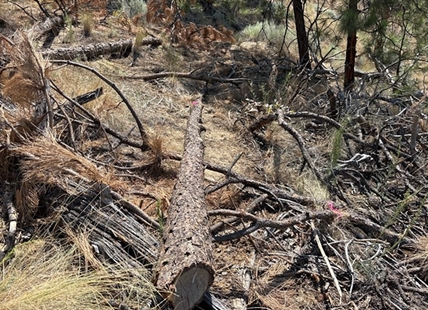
(1, 1, 428, 310)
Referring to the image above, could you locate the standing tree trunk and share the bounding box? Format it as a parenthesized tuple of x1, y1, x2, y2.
(292, 0, 311, 69)
(343, 0, 358, 91)
(153, 101, 214, 310)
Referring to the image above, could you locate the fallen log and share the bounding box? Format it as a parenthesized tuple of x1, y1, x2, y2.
(153, 101, 214, 310)
(41, 37, 162, 60)
(60, 182, 160, 267)
(28, 16, 63, 40)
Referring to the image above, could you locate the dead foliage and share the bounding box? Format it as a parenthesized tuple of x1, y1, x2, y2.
(146, 0, 234, 48)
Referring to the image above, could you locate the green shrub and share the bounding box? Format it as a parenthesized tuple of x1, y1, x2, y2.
(121, 0, 147, 17)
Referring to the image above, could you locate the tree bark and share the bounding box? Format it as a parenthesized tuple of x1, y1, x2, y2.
(153, 102, 214, 310)
(29, 16, 64, 40)
(343, 0, 358, 91)
(41, 37, 162, 60)
(60, 183, 160, 267)
(292, 0, 311, 69)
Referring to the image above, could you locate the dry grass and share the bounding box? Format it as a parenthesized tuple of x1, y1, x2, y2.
(0, 237, 156, 310)
(13, 134, 106, 187)
(1, 239, 112, 310)
(1, 32, 47, 116)
(252, 260, 320, 310)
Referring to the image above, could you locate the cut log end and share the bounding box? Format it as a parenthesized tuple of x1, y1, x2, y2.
(169, 266, 213, 310)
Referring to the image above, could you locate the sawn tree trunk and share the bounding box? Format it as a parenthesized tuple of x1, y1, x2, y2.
(153, 101, 214, 310)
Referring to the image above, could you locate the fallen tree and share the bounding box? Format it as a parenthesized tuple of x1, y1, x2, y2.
(153, 101, 215, 310)
(41, 37, 162, 60)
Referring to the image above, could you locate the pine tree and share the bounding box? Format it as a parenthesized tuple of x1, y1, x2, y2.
(292, 0, 311, 69)
(341, 0, 359, 91)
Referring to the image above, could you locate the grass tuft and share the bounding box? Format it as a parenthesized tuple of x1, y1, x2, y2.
(82, 11, 94, 37)
(1, 237, 156, 309)
(0, 240, 111, 310)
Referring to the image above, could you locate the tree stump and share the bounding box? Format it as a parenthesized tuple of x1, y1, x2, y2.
(153, 101, 214, 310)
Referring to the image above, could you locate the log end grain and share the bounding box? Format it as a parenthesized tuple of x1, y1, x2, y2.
(169, 266, 214, 310)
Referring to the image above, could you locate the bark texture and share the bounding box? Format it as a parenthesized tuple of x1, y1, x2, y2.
(343, 0, 358, 91)
(29, 16, 64, 40)
(41, 37, 162, 60)
(292, 0, 311, 69)
(154, 102, 214, 310)
(61, 183, 159, 267)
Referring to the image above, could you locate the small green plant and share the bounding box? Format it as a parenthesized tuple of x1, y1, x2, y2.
(389, 191, 428, 250)
(163, 45, 181, 71)
(63, 15, 75, 43)
(330, 126, 344, 167)
(131, 30, 146, 65)
(156, 199, 165, 234)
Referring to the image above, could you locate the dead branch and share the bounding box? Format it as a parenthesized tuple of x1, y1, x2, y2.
(168, 151, 316, 207)
(49, 62, 149, 149)
(278, 109, 326, 185)
(297, 111, 367, 145)
(310, 220, 343, 300)
(210, 209, 336, 242)
(56, 101, 76, 149)
(154, 102, 214, 310)
(9, 1, 38, 21)
(72, 87, 104, 105)
(110, 190, 160, 230)
(59, 183, 159, 267)
(33, 0, 51, 18)
(209, 194, 268, 234)
(202, 161, 316, 206)
(249, 111, 367, 145)
(50, 81, 147, 150)
(248, 114, 276, 132)
(113, 71, 249, 85)
(0, 182, 17, 261)
(348, 211, 416, 246)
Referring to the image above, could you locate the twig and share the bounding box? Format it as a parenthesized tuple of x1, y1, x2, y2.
(228, 152, 243, 177)
(310, 220, 343, 301)
(344, 239, 355, 297)
(49, 60, 148, 145)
